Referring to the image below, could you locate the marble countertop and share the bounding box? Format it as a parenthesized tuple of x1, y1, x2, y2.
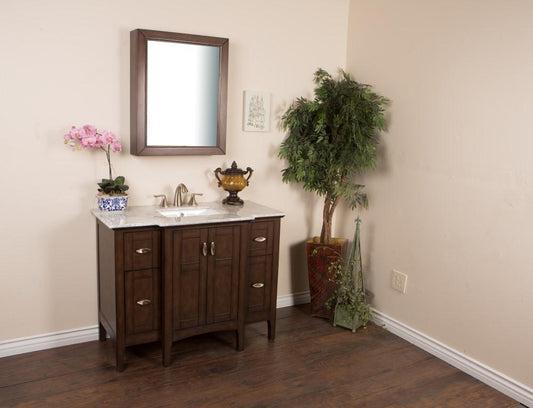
(91, 201, 285, 229)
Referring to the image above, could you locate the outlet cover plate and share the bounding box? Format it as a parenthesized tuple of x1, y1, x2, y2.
(392, 269, 408, 293)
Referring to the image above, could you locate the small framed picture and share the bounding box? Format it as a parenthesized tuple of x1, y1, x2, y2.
(243, 91, 271, 132)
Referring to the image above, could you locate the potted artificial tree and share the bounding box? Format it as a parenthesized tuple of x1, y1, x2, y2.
(279, 68, 388, 318)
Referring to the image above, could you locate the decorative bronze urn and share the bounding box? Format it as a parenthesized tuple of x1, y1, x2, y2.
(214, 161, 253, 205)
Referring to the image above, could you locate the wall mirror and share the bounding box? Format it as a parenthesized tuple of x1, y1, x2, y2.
(130, 29, 228, 156)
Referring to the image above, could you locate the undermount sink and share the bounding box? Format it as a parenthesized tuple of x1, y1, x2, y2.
(157, 207, 225, 218)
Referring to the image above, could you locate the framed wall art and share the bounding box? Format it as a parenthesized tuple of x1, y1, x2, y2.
(243, 91, 271, 132)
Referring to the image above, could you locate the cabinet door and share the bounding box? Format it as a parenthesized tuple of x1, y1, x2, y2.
(172, 228, 208, 329)
(206, 225, 241, 324)
(125, 268, 160, 335)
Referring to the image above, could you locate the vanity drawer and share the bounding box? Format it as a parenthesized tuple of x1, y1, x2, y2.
(124, 230, 161, 271)
(125, 268, 160, 339)
(249, 220, 274, 256)
(247, 254, 273, 315)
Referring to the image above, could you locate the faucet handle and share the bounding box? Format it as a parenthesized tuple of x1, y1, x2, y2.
(153, 194, 168, 208)
(188, 193, 203, 206)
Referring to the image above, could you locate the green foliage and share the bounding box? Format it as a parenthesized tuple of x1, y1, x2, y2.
(97, 176, 129, 196)
(326, 218, 372, 327)
(279, 68, 388, 242)
(326, 261, 372, 326)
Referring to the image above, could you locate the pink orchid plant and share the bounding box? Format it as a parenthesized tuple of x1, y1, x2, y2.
(64, 125, 129, 196)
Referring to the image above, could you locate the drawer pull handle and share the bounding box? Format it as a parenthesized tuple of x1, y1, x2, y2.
(210, 241, 216, 256)
(254, 236, 267, 243)
(202, 242, 208, 257)
(252, 282, 265, 289)
(135, 248, 152, 254)
(136, 299, 152, 306)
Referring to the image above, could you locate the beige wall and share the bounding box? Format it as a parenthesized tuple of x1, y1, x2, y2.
(0, 0, 349, 340)
(346, 0, 533, 387)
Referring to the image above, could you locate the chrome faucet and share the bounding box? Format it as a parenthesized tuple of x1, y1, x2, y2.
(173, 183, 189, 206)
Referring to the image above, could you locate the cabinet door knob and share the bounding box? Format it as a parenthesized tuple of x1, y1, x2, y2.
(135, 248, 152, 254)
(210, 241, 216, 256)
(136, 299, 152, 306)
(253, 236, 267, 243)
(202, 242, 208, 257)
(252, 282, 265, 289)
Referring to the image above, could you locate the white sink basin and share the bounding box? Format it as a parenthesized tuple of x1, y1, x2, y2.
(157, 207, 225, 218)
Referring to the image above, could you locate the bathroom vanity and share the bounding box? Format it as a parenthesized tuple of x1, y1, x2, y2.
(93, 202, 283, 370)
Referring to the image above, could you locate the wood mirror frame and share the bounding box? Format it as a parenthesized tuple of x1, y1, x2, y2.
(130, 29, 228, 156)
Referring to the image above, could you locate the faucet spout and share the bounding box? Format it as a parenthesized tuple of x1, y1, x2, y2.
(173, 183, 189, 206)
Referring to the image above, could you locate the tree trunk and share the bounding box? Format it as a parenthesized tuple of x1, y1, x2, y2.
(320, 195, 340, 244)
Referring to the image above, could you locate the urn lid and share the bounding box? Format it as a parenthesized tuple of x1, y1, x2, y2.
(219, 161, 250, 176)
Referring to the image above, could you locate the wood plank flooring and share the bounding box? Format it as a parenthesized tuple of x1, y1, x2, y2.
(0, 305, 520, 407)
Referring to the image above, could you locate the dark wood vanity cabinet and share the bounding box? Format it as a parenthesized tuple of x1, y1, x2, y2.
(96, 216, 282, 370)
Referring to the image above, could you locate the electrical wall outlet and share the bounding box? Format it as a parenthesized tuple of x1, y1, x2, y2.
(391, 269, 408, 293)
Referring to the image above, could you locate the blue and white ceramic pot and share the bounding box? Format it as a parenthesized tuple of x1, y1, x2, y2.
(97, 195, 128, 211)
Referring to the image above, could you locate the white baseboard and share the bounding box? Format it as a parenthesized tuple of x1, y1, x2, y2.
(0, 326, 99, 358)
(372, 309, 532, 407)
(276, 290, 311, 308)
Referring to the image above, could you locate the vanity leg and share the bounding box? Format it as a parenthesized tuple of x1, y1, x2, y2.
(267, 313, 277, 341)
(162, 339, 172, 367)
(236, 328, 244, 351)
(98, 322, 107, 342)
(115, 344, 125, 372)
(114, 329, 126, 371)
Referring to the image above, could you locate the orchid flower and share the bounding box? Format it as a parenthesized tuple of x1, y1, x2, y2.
(64, 125, 124, 183)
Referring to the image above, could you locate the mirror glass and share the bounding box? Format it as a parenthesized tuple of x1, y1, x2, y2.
(131, 29, 228, 156)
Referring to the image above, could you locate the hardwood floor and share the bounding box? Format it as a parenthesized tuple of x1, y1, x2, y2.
(0, 305, 520, 407)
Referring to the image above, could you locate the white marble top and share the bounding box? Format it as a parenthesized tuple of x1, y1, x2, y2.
(91, 201, 285, 229)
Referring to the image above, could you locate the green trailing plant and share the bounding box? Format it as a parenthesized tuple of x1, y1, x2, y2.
(326, 218, 372, 327)
(279, 68, 389, 244)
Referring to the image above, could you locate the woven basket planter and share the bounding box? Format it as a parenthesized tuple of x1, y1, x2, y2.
(305, 237, 347, 320)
